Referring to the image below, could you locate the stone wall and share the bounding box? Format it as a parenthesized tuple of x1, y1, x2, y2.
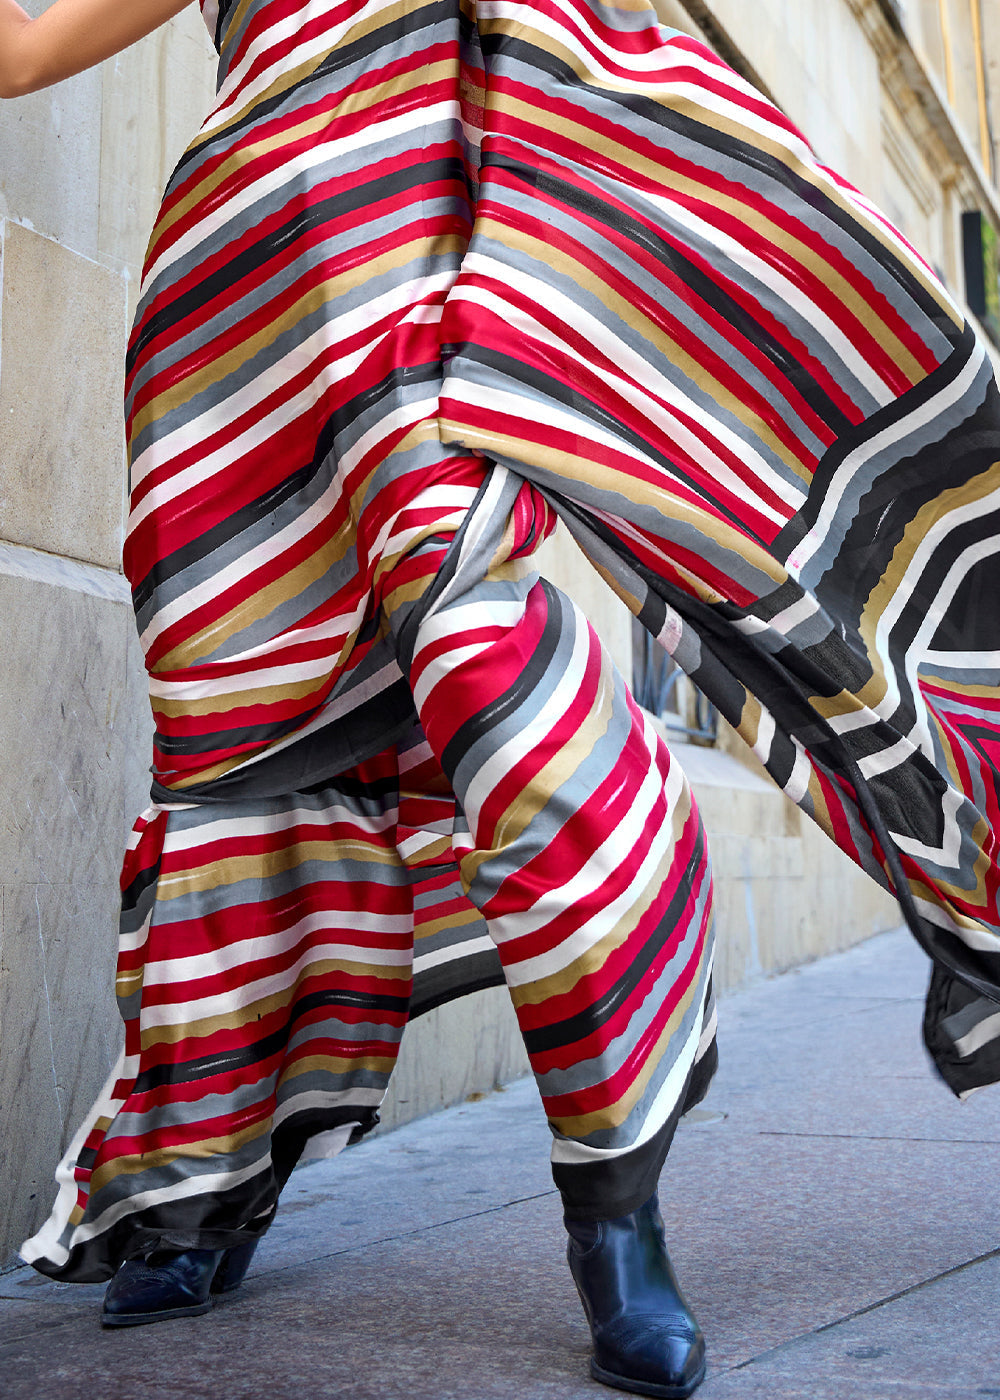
(0, 7, 218, 1265)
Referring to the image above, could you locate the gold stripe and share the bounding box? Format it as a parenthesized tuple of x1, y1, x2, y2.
(153, 673, 328, 720)
(153, 520, 356, 674)
(474, 29, 959, 328)
(459, 643, 617, 885)
(218, 0, 254, 51)
(437, 418, 788, 595)
(856, 460, 1000, 711)
(278, 1052, 398, 1084)
(414, 906, 485, 940)
(508, 786, 695, 1011)
(138, 956, 411, 1052)
(808, 690, 871, 723)
(549, 961, 702, 1137)
(154, 838, 402, 900)
(131, 232, 465, 443)
(917, 673, 1000, 699)
(89, 1119, 269, 1195)
(499, 95, 930, 385)
(477, 216, 810, 473)
(401, 835, 459, 872)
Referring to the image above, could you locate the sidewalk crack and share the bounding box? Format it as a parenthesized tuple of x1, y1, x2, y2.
(717, 1245, 1000, 1376)
(255, 1187, 562, 1281)
(759, 1129, 1000, 1145)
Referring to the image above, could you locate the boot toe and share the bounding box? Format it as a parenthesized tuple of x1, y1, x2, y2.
(101, 1255, 216, 1326)
(594, 1315, 706, 1397)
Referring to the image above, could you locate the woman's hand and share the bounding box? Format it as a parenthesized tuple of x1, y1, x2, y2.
(0, 0, 196, 98)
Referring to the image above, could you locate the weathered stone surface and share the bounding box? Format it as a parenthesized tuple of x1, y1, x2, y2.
(97, 10, 217, 292)
(0, 224, 128, 568)
(378, 985, 529, 1134)
(0, 0, 102, 257)
(699, 0, 882, 195)
(700, 1254, 1000, 1398)
(0, 557, 152, 1258)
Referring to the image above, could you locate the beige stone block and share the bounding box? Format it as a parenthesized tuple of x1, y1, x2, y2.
(696, 0, 883, 195)
(379, 987, 529, 1134)
(0, 554, 153, 1260)
(0, 0, 101, 258)
(0, 556, 152, 889)
(536, 522, 633, 681)
(98, 11, 218, 282)
(651, 0, 707, 40)
(0, 880, 122, 1259)
(0, 224, 129, 569)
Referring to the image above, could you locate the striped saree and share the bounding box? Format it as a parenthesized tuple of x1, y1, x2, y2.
(23, 0, 1000, 1280)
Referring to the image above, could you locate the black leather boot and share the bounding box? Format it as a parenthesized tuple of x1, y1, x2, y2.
(101, 1238, 259, 1327)
(566, 1194, 705, 1399)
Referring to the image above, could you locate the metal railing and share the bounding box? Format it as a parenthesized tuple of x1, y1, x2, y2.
(631, 622, 718, 745)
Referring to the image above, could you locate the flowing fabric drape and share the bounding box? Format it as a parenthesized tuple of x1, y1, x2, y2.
(22, 0, 1000, 1281)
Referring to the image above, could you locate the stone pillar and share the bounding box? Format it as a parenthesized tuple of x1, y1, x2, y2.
(0, 8, 217, 1265)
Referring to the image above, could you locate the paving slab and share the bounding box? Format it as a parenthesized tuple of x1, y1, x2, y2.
(700, 1251, 1000, 1398)
(2, 926, 999, 1400)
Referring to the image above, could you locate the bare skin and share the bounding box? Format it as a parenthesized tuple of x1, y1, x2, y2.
(0, 0, 194, 98)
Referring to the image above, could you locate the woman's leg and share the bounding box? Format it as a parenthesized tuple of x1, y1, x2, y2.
(384, 465, 717, 1222)
(382, 464, 716, 1395)
(21, 749, 420, 1283)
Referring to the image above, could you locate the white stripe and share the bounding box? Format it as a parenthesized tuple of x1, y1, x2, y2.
(206, 0, 408, 135)
(752, 707, 776, 767)
(149, 654, 337, 700)
(889, 784, 965, 869)
(909, 894, 1000, 953)
(550, 985, 706, 1164)
(146, 102, 460, 287)
(498, 732, 689, 983)
(788, 339, 987, 575)
(629, 192, 895, 407)
(143, 913, 416, 986)
(444, 603, 595, 838)
(19, 1048, 129, 1268)
(139, 937, 412, 1028)
(446, 272, 802, 512)
(129, 289, 446, 514)
(413, 934, 495, 975)
(271, 1086, 383, 1130)
(954, 1008, 1000, 1059)
(156, 804, 396, 854)
(767, 593, 820, 637)
(784, 739, 812, 805)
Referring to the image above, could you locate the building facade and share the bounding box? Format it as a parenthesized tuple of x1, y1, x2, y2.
(1, 0, 996, 1263)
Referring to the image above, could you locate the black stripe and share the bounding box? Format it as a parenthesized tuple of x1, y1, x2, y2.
(129, 156, 467, 377)
(438, 577, 567, 780)
(179, 0, 459, 176)
(774, 326, 983, 558)
(521, 821, 708, 1057)
(485, 151, 854, 438)
(131, 985, 411, 1094)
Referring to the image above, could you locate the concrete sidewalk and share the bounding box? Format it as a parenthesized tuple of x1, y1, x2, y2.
(2, 926, 999, 1399)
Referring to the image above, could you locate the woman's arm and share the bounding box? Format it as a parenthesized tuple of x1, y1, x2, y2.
(0, 0, 196, 98)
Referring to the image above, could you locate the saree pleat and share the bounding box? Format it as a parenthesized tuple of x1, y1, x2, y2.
(21, 0, 1000, 1279)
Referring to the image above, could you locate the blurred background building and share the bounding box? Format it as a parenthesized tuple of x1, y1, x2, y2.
(1, 0, 997, 1263)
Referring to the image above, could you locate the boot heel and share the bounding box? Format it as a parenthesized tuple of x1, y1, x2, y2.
(211, 1238, 259, 1294)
